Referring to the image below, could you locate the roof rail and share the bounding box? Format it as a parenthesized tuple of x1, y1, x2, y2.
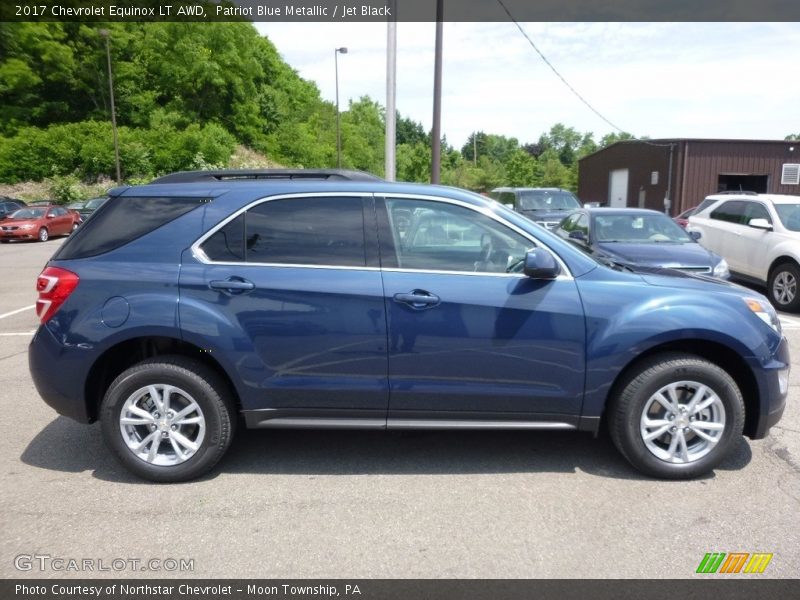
(149, 169, 383, 184)
(715, 190, 758, 195)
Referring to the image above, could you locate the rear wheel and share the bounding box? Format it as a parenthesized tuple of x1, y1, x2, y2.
(608, 353, 744, 479)
(768, 262, 800, 312)
(38, 227, 49, 242)
(100, 356, 236, 482)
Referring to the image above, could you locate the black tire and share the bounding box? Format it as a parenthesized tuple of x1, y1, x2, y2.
(72, 222, 79, 232)
(608, 353, 744, 479)
(38, 227, 49, 242)
(100, 356, 236, 482)
(767, 262, 800, 312)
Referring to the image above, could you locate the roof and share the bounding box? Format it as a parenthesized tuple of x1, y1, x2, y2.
(579, 137, 797, 162)
(704, 193, 800, 205)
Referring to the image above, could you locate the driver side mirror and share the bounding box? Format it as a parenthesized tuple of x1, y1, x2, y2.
(688, 230, 702, 241)
(748, 218, 772, 231)
(523, 248, 561, 279)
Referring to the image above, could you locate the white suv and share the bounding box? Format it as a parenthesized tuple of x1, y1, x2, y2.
(688, 193, 800, 311)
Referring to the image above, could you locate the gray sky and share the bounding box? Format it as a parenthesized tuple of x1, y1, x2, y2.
(255, 22, 799, 149)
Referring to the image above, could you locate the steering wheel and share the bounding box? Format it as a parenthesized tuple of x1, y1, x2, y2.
(474, 234, 495, 272)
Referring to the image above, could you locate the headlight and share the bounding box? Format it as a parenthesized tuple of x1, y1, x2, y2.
(744, 297, 781, 332)
(712, 258, 729, 279)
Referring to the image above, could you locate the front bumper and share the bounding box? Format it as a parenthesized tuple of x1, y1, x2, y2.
(749, 335, 790, 439)
(1, 228, 37, 240)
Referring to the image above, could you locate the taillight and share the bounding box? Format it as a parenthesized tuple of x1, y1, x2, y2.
(36, 267, 79, 324)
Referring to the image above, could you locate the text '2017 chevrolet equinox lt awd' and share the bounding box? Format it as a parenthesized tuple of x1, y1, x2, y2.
(29, 170, 789, 481)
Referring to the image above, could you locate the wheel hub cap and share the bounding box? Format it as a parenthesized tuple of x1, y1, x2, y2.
(639, 380, 726, 464)
(119, 384, 206, 466)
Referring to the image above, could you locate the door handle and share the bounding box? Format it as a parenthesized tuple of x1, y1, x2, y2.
(209, 278, 255, 293)
(393, 290, 440, 309)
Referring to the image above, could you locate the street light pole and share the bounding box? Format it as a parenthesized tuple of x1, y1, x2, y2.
(99, 29, 121, 184)
(334, 47, 348, 169)
(430, 0, 443, 183)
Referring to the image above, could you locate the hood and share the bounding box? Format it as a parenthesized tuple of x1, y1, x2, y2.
(596, 241, 716, 269)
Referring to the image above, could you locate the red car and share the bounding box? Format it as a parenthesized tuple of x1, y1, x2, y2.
(0, 205, 82, 242)
(673, 206, 697, 229)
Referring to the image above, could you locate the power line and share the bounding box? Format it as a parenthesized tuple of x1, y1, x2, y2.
(495, 0, 624, 133)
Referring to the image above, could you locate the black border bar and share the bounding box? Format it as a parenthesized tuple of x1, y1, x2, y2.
(3, 0, 800, 22)
(4, 579, 800, 600)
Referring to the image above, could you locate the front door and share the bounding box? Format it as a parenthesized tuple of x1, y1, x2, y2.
(377, 197, 586, 421)
(179, 194, 389, 421)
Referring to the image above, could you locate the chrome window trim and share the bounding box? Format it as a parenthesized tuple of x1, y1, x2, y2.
(191, 191, 573, 279)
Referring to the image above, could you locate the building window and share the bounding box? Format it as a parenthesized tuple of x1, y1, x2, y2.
(782, 164, 800, 185)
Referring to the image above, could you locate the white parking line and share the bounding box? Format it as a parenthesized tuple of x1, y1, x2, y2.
(0, 331, 36, 336)
(0, 305, 35, 320)
(779, 314, 800, 328)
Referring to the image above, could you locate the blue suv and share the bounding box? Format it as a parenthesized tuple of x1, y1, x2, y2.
(29, 170, 789, 481)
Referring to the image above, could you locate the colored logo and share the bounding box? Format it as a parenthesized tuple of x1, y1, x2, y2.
(696, 552, 773, 574)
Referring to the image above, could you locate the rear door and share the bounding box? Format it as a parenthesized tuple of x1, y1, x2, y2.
(47, 207, 72, 235)
(179, 193, 389, 424)
(376, 195, 586, 423)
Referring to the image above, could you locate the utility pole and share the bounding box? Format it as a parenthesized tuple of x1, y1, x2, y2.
(99, 29, 121, 184)
(334, 47, 348, 169)
(385, 7, 397, 181)
(430, 0, 443, 183)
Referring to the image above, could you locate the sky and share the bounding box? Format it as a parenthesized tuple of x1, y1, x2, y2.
(255, 22, 799, 150)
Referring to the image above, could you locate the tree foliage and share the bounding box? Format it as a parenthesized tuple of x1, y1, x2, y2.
(0, 21, 644, 195)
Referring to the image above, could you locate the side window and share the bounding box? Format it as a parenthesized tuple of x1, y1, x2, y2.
(710, 201, 746, 224)
(575, 214, 589, 235)
(743, 202, 771, 225)
(200, 197, 366, 267)
(558, 214, 578, 232)
(384, 198, 533, 273)
(498, 192, 516, 208)
(694, 198, 717, 214)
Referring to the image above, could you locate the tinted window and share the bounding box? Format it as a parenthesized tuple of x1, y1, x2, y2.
(385, 198, 532, 273)
(498, 192, 516, 207)
(742, 202, 771, 224)
(710, 201, 746, 224)
(200, 214, 245, 262)
(694, 198, 717, 214)
(202, 197, 367, 267)
(56, 196, 205, 260)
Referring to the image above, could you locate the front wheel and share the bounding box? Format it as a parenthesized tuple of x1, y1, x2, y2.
(38, 227, 49, 242)
(768, 262, 800, 312)
(608, 353, 744, 479)
(100, 356, 236, 482)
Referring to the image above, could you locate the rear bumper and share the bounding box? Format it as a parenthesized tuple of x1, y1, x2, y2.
(29, 325, 93, 423)
(749, 336, 790, 440)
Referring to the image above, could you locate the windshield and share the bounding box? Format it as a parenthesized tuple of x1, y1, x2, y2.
(774, 204, 800, 232)
(9, 208, 46, 219)
(594, 213, 692, 243)
(518, 190, 581, 211)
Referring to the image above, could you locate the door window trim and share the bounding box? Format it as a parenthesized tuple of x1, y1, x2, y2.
(376, 193, 573, 280)
(191, 191, 573, 279)
(191, 192, 379, 271)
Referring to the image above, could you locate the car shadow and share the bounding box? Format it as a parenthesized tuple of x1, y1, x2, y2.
(20, 416, 752, 484)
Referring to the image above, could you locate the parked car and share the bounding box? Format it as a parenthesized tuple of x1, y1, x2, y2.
(77, 196, 108, 220)
(29, 169, 788, 482)
(673, 206, 697, 228)
(688, 193, 800, 311)
(0, 198, 26, 221)
(27, 200, 57, 207)
(488, 187, 582, 229)
(553, 208, 729, 278)
(0, 205, 81, 242)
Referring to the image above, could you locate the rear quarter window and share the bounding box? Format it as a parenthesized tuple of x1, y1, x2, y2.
(55, 196, 207, 260)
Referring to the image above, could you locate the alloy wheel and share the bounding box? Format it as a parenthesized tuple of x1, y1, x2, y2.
(639, 380, 726, 464)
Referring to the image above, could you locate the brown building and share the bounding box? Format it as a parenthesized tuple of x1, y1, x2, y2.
(578, 139, 800, 216)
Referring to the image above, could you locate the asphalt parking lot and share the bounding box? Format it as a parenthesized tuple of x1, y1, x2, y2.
(1, 238, 799, 579)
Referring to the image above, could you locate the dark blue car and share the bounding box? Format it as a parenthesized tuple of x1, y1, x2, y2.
(553, 208, 730, 278)
(28, 170, 789, 481)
